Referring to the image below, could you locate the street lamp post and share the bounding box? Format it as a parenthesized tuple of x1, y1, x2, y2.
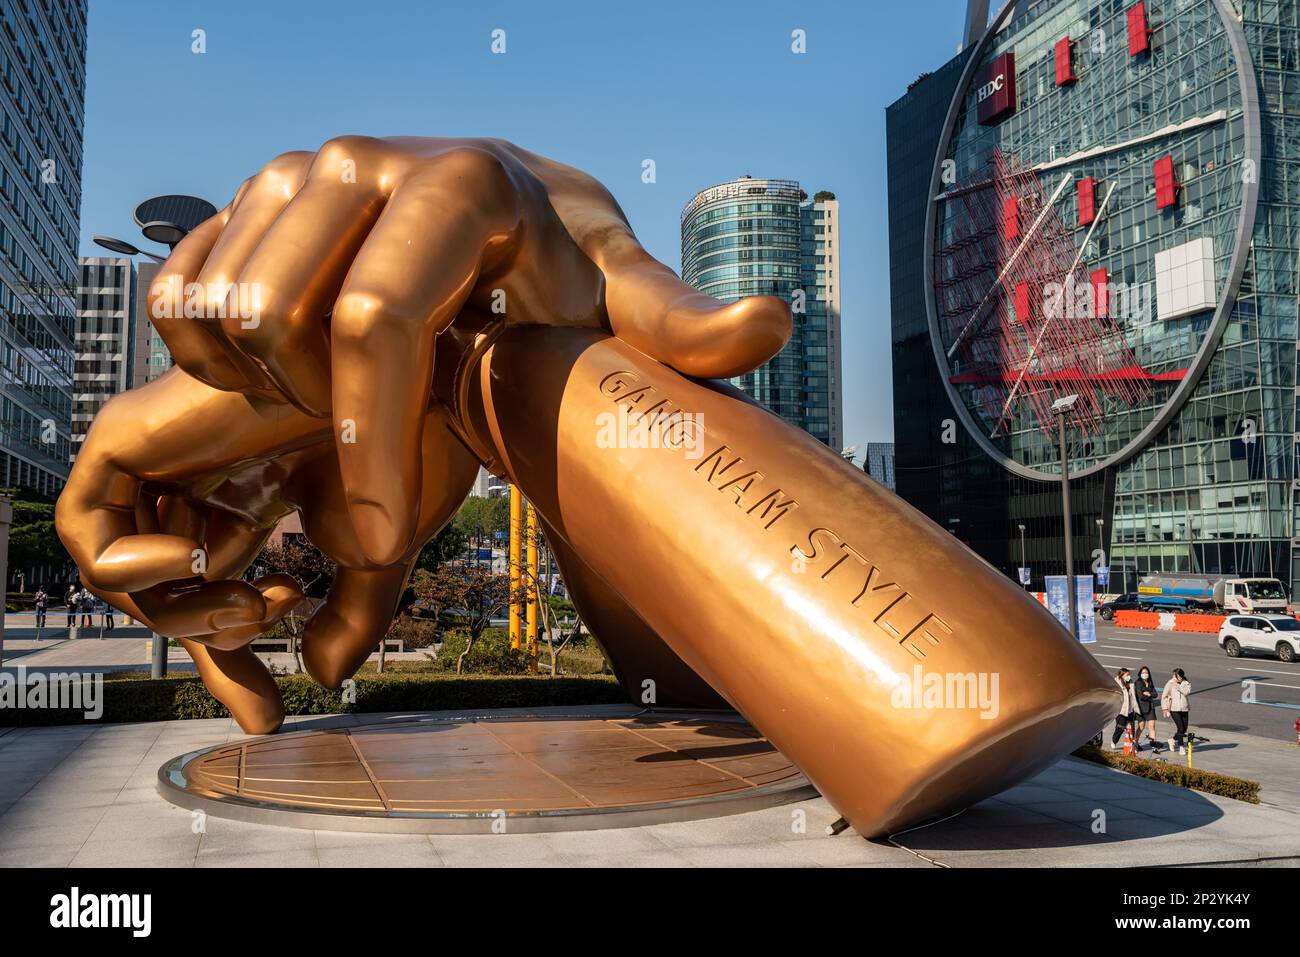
(0, 497, 11, 669)
(1095, 517, 1105, 587)
(1017, 523, 1027, 589)
(94, 195, 217, 678)
(1052, 395, 1079, 639)
(91, 235, 166, 262)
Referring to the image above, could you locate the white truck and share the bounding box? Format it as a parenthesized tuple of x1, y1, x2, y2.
(1137, 574, 1290, 615)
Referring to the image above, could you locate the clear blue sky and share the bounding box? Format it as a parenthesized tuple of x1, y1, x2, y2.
(79, 0, 968, 450)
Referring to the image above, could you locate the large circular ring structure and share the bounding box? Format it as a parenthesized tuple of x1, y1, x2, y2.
(923, 0, 1261, 481)
(157, 712, 817, 833)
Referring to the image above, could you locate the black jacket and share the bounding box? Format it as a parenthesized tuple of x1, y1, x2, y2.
(1134, 677, 1159, 714)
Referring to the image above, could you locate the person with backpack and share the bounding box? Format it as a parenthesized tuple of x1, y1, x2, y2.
(1162, 667, 1192, 755)
(1110, 667, 1140, 751)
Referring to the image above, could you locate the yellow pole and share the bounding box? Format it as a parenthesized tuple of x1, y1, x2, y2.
(525, 501, 539, 670)
(508, 485, 522, 649)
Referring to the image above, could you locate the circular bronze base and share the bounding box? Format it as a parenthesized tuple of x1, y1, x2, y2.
(157, 711, 817, 832)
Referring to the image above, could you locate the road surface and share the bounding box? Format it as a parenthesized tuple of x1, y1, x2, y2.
(1085, 621, 1300, 744)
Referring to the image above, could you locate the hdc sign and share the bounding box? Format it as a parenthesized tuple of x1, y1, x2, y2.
(976, 52, 1016, 125)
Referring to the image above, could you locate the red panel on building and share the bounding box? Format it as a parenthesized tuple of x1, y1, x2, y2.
(1015, 280, 1032, 324)
(1091, 268, 1110, 319)
(1077, 177, 1096, 226)
(1128, 2, 1150, 56)
(1054, 37, 1077, 86)
(976, 52, 1017, 125)
(1003, 196, 1020, 240)
(1154, 155, 1178, 208)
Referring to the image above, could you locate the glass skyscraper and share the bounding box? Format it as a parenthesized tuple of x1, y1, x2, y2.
(73, 256, 135, 463)
(865, 441, 897, 491)
(131, 261, 172, 385)
(0, 0, 85, 494)
(890, 0, 1300, 597)
(681, 176, 843, 448)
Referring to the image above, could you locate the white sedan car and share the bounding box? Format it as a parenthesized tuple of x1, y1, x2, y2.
(1218, 615, 1300, 663)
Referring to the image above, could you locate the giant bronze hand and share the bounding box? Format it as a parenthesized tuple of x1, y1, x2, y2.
(56, 367, 481, 731)
(58, 138, 1118, 837)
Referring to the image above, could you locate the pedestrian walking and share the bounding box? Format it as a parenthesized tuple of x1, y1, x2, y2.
(1161, 667, 1192, 754)
(1133, 664, 1160, 752)
(64, 584, 78, 628)
(102, 599, 115, 632)
(33, 587, 48, 629)
(1110, 667, 1140, 751)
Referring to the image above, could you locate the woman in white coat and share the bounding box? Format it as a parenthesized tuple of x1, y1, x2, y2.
(1110, 668, 1140, 751)
(1161, 668, 1192, 754)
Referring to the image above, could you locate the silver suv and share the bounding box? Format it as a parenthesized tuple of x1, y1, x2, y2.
(1218, 615, 1300, 662)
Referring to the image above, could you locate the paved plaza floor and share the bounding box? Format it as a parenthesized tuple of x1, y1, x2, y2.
(2, 707, 1298, 867)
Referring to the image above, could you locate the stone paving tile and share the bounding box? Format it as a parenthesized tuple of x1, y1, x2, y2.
(566, 848, 696, 868)
(17, 785, 127, 810)
(540, 826, 674, 862)
(429, 832, 570, 868)
(195, 848, 320, 868)
(778, 836, 915, 867)
(993, 784, 1091, 805)
(955, 802, 1075, 829)
(86, 803, 200, 844)
(0, 844, 80, 866)
(1016, 799, 1165, 825)
(197, 820, 319, 856)
(0, 803, 107, 831)
(316, 841, 444, 868)
(642, 800, 839, 849)
(311, 830, 436, 850)
(908, 821, 1108, 856)
(1105, 796, 1226, 821)
(673, 841, 818, 867)
(0, 820, 99, 850)
(70, 835, 201, 867)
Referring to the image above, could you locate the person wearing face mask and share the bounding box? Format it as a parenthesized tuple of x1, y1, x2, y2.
(1162, 668, 1192, 755)
(1110, 667, 1140, 751)
(1132, 665, 1160, 752)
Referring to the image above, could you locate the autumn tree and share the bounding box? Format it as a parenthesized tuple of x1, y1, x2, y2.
(410, 562, 511, 674)
(253, 535, 336, 672)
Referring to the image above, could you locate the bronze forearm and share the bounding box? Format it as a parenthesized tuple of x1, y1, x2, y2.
(460, 326, 1118, 836)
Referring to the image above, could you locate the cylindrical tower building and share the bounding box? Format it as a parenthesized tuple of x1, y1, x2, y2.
(681, 177, 826, 442)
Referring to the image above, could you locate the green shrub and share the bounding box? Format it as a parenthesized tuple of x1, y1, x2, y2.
(6, 592, 35, 611)
(386, 616, 437, 650)
(1072, 743, 1261, 803)
(436, 627, 529, 674)
(0, 672, 625, 727)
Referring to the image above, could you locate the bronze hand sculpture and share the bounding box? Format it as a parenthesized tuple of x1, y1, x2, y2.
(56, 138, 1118, 837)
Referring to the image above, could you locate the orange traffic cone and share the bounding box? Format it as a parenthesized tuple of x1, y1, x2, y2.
(1122, 721, 1136, 756)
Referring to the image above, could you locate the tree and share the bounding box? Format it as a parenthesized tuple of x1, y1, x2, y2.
(455, 494, 509, 536)
(539, 594, 586, 676)
(254, 536, 336, 672)
(410, 562, 511, 674)
(2, 487, 72, 591)
(452, 495, 509, 561)
(415, 521, 468, 572)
